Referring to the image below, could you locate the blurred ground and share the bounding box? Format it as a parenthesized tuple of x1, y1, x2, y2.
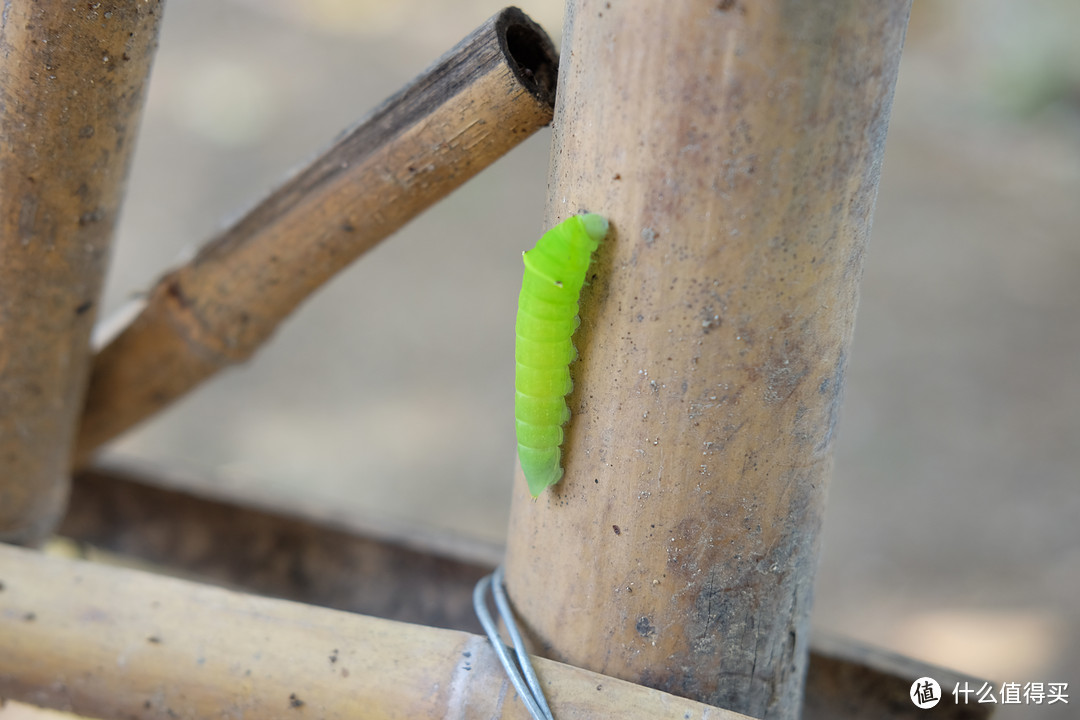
(4, 1, 1077, 718)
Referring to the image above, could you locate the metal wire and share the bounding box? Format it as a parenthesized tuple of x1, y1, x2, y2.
(473, 565, 555, 720)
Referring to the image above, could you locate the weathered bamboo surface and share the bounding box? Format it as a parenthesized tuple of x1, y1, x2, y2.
(62, 464, 496, 632)
(0, 543, 751, 720)
(57, 462, 994, 720)
(504, 1, 912, 718)
(0, 0, 164, 544)
(73, 6, 558, 466)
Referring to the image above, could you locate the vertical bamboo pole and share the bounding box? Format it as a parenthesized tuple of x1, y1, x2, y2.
(504, 2, 910, 719)
(0, 1, 163, 544)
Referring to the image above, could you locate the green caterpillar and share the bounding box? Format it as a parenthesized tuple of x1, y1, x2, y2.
(515, 213, 608, 496)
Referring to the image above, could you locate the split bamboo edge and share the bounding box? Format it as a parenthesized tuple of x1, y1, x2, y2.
(73, 6, 559, 466)
(0, 543, 751, 720)
(0, 1, 164, 544)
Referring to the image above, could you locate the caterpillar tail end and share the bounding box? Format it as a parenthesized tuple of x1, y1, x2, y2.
(519, 446, 563, 497)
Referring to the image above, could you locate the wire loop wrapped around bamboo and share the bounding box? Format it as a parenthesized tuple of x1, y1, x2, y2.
(0, 0, 164, 544)
(504, 2, 911, 719)
(74, 7, 558, 466)
(0, 543, 751, 720)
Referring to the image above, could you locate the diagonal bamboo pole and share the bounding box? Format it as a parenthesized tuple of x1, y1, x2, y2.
(72, 7, 558, 467)
(0, 543, 752, 720)
(504, 1, 911, 718)
(0, 0, 164, 544)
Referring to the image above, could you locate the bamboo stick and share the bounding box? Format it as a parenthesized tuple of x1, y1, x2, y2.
(504, 2, 911, 718)
(58, 462, 993, 720)
(0, 1, 164, 544)
(0, 544, 750, 720)
(803, 633, 994, 720)
(62, 463, 494, 633)
(72, 7, 559, 466)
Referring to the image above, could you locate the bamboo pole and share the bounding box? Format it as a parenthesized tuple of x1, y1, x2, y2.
(72, 6, 559, 466)
(63, 463, 495, 632)
(0, 544, 750, 720)
(57, 463, 994, 720)
(504, 2, 911, 718)
(0, 1, 164, 544)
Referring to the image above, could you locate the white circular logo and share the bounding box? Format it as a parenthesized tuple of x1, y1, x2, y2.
(911, 676, 942, 709)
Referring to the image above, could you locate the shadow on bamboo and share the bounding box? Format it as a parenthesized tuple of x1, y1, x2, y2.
(73, 6, 558, 467)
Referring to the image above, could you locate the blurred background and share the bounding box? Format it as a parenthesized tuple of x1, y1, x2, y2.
(5, 0, 1078, 718)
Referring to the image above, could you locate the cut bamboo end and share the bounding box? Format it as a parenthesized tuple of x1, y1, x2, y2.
(504, 2, 912, 718)
(0, 0, 164, 544)
(0, 544, 751, 720)
(73, 6, 559, 467)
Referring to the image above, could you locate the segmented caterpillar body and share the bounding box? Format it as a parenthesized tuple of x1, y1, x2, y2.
(515, 213, 608, 496)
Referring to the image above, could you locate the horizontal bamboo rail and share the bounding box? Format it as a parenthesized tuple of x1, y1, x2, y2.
(62, 464, 494, 632)
(73, 6, 558, 467)
(0, 543, 750, 720)
(53, 462, 992, 719)
(0, 0, 164, 544)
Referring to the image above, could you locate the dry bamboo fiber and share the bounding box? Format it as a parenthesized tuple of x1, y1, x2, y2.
(0, 544, 752, 720)
(73, 7, 558, 466)
(504, 2, 911, 719)
(0, 1, 164, 544)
